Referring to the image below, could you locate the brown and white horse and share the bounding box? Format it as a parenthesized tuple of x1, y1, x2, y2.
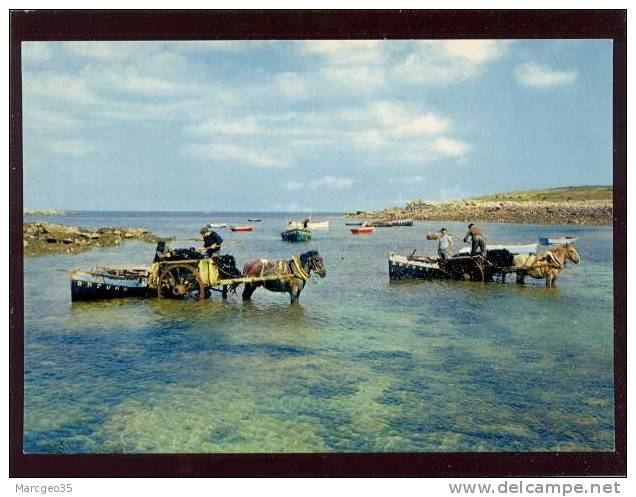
(240, 250, 326, 303)
(513, 244, 580, 288)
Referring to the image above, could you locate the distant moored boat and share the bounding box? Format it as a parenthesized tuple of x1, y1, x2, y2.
(208, 223, 227, 229)
(370, 218, 413, 227)
(538, 236, 579, 246)
(351, 226, 374, 235)
(231, 225, 253, 232)
(306, 219, 329, 230)
(248, 218, 262, 222)
(281, 228, 312, 242)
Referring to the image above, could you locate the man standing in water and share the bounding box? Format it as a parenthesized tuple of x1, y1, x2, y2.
(437, 228, 454, 260)
(463, 223, 486, 256)
(200, 225, 223, 258)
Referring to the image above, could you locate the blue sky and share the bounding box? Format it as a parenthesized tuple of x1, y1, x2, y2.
(21, 39, 612, 212)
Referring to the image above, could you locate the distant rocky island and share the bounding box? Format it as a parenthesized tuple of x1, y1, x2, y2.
(23, 208, 75, 216)
(23, 222, 171, 256)
(346, 186, 612, 226)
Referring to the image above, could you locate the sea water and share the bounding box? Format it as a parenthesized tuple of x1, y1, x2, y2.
(22, 212, 615, 453)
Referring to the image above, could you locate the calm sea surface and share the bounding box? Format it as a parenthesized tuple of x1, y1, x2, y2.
(23, 212, 614, 453)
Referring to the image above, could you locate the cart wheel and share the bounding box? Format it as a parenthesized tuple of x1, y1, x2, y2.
(158, 264, 205, 300)
(471, 258, 486, 282)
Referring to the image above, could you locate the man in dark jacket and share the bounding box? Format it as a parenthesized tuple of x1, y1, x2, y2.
(200, 225, 223, 258)
(463, 223, 486, 256)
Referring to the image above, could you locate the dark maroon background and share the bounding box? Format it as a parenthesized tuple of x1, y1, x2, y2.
(9, 9, 627, 477)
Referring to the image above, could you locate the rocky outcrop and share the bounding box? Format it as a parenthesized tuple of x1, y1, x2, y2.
(23, 209, 75, 216)
(347, 199, 612, 225)
(23, 222, 172, 256)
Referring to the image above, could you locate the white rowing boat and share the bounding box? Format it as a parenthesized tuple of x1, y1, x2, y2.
(538, 236, 578, 245)
(457, 243, 537, 255)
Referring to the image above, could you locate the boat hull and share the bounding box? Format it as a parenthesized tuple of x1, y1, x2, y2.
(231, 226, 253, 232)
(70, 270, 151, 301)
(351, 227, 374, 234)
(388, 253, 444, 279)
(281, 228, 312, 242)
(389, 250, 514, 282)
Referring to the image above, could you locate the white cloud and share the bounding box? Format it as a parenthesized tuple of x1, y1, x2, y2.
(187, 117, 264, 136)
(433, 137, 471, 157)
(22, 43, 52, 64)
(299, 40, 387, 66)
(436, 40, 509, 64)
(24, 108, 82, 131)
(390, 175, 426, 184)
(514, 62, 578, 87)
(286, 176, 353, 191)
(393, 40, 509, 86)
(46, 139, 97, 157)
(394, 113, 451, 136)
(181, 143, 288, 169)
(274, 72, 308, 100)
(66, 41, 128, 60)
(320, 66, 386, 90)
(24, 71, 99, 105)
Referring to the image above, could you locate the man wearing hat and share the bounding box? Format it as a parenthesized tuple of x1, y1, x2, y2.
(437, 228, 454, 260)
(463, 223, 486, 256)
(200, 225, 224, 258)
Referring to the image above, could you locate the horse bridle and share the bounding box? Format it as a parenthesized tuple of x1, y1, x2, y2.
(309, 255, 323, 273)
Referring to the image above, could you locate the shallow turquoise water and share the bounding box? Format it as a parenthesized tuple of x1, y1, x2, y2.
(23, 213, 614, 453)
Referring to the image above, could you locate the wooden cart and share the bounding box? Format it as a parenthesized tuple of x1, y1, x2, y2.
(150, 259, 293, 300)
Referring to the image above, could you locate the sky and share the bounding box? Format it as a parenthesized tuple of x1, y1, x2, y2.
(21, 39, 613, 212)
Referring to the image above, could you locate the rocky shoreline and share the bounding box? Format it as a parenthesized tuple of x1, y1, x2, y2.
(346, 199, 612, 226)
(23, 222, 171, 256)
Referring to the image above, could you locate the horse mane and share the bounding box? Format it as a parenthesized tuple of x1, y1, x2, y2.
(297, 250, 318, 268)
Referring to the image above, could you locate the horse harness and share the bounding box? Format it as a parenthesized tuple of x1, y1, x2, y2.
(522, 250, 564, 272)
(291, 256, 311, 282)
(256, 257, 311, 282)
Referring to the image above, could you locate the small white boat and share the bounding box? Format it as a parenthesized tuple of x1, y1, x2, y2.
(208, 223, 227, 229)
(457, 243, 537, 255)
(538, 236, 578, 246)
(306, 219, 329, 230)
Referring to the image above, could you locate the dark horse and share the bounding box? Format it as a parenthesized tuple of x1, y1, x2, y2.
(240, 250, 326, 303)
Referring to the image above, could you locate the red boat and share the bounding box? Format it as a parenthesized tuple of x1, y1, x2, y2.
(351, 226, 374, 235)
(231, 225, 253, 232)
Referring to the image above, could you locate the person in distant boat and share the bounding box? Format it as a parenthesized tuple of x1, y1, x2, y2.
(303, 218, 309, 229)
(200, 225, 223, 258)
(463, 223, 486, 256)
(437, 228, 454, 260)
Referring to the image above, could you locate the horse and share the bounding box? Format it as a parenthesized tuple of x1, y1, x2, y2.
(240, 250, 326, 303)
(513, 244, 580, 288)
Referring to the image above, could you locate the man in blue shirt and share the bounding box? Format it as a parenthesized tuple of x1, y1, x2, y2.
(437, 228, 453, 260)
